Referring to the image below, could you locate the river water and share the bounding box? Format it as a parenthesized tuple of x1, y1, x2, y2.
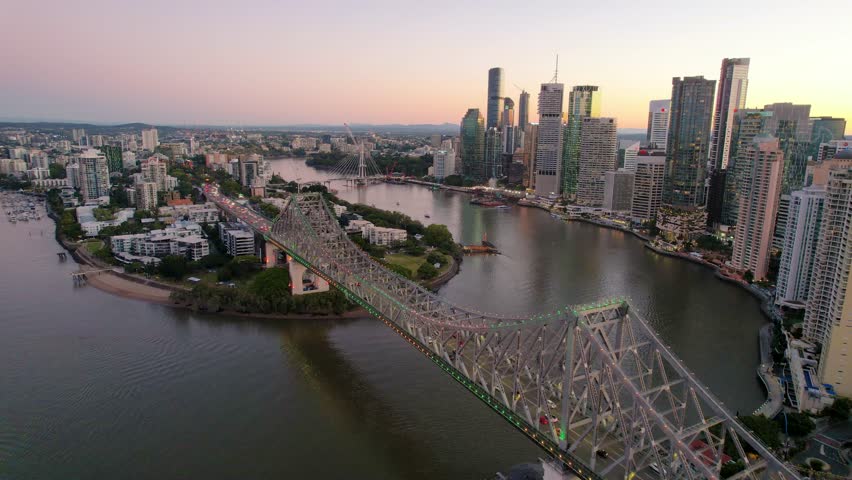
(0, 159, 767, 479)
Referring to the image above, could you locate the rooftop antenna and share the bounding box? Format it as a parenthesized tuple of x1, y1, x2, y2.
(550, 54, 559, 83)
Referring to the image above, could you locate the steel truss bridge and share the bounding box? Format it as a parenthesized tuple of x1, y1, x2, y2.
(211, 190, 799, 480)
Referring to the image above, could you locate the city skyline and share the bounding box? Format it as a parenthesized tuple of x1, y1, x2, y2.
(3, 0, 851, 134)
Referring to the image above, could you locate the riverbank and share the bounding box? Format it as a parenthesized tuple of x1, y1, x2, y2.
(48, 210, 369, 320)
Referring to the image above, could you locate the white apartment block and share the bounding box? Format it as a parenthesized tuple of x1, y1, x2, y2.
(218, 222, 255, 257)
(158, 202, 220, 224)
(622, 141, 640, 172)
(434, 149, 456, 180)
(75, 206, 135, 237)
(141, 128, 159, 151)
(111, 223, 209, 261)
(77, 149, 111, 203)
(804, 166, 852, 396)
(365, 225, 407, 246)
(776, 187, 826, 309)
(647, 99, 671, 150)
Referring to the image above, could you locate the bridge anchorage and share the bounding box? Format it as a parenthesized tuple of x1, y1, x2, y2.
(212, 190, 799, 480)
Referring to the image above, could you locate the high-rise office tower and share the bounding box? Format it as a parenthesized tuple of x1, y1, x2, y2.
(501, 98, 515, 128)
(776, 186, 826, 309)
(731, 135, 785, 280)
(603, 169, 635, 211)
(77, 149, 111, 203)
(663, 76, 716, 209)
(646, 100, 671, 150)
(706, 58, 749, 228)
(630, 151, 667, 222)
(484, 127, 504, 179)
(576, 117, 618, 206)
(518, 91, 530, 132)
(460, 109, 485, 182)
(722, 109, 774, 226)
(487, 68, 505, 130)
(764, 103, 812, 194)
(710, 58, 750, 172)
(534, 83, 565, 196)
(804, 161, 852, 396)
(561, 85, 601, 198)
(810, 117, 847, 159)
(623, 141, 641, 171)
(522, 123, 539, 189)
(142, 128, 159, 151)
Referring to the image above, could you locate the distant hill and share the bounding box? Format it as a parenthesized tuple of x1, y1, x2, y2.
(0, 120, 654, 139)
(0, 121, 181, 136)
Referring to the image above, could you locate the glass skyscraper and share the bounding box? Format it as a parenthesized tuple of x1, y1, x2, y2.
(460, 108, 485, 182)
(518, 90, 530, 132)
(809, 116, 847, 159)
(663, 76, 715, 209)
(561, 85, 601, 199)
(487, 68, 505, 130)
(710, 58, 750, 172)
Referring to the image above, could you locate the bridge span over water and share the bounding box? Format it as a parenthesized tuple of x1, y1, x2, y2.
(204, 186, 798, 480)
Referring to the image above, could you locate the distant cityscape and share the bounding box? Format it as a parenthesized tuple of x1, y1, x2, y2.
(1, 53, 851, 477)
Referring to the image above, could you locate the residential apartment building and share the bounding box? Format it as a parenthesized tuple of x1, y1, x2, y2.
(630, 151, 667, 222)
(731, 136, 784, 280)
(77, 149, 111, 203)
(776, 186, 826, 309)
(804, 163, 852, 396)
(218, 222, 255, 257)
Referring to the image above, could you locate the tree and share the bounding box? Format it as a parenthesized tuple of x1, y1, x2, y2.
(721, 461, 745, 479)
(385, 262, 412, 279)
(743, 270, 754, 284)
(739, 415, 781, 449)
(417, 262, 438, 280)
(110, 187, 130, 208)
(778, 412, 815, 437)
(423, 224, 456, 254)
(443, 175, 463, 186)
(249, 268, 291, 300)
(426, 252, 444, 265)
(197, 253, 230, 269)
(158, 255, 191, 280)
(48, 163, 66, 179)
(822, 396, 852, 421)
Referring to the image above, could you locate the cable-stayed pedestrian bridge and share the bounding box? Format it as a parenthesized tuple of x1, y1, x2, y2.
(205, 187, 798, 480)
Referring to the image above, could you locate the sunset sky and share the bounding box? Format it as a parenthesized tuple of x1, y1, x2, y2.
(3, 0, 850, 133)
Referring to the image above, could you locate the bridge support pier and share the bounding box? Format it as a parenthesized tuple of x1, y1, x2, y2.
(287, 255, 329, 295)
(264, 242, 282, 268)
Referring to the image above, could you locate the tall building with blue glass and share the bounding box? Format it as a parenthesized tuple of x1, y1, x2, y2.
(663, 76, 716, 209)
